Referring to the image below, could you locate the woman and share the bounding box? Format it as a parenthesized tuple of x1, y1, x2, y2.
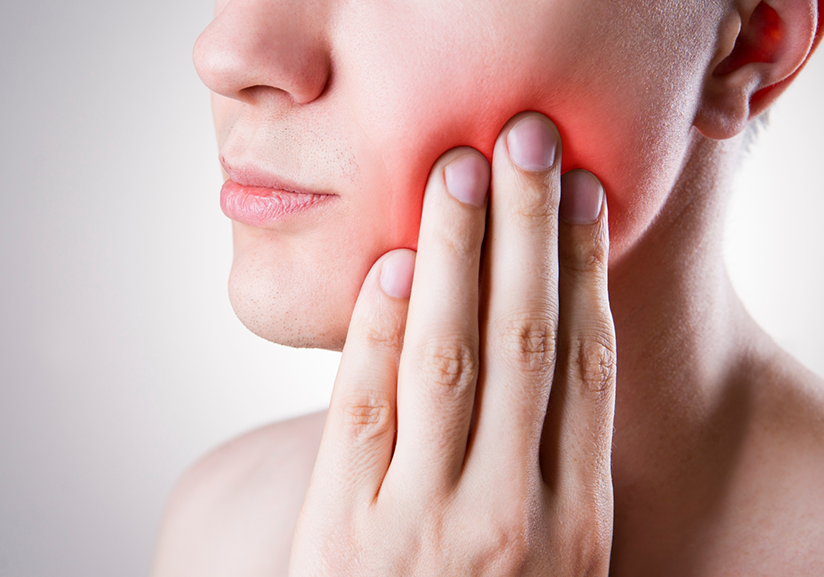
(152, 0, 824, 574)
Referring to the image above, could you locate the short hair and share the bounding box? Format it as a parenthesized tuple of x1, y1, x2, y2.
(740, 110, 770, 154)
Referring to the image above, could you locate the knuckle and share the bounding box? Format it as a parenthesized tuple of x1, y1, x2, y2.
(483, 527, 530, 573)
(567, 526, 613, 576)
(571, 334, 616, 396)
(417, 339, 478, 397)
(572, 497, 614, 570)
(553, 488, 613, 575)
(340, 391, 394, 441)
(559, 220, 609, 275)
(495, 312, 558, 377)
(434, 211, 485, 259)
(361, 309, 404, 352)
(510, 176, 559, 229)
(472, 490, 545, 574)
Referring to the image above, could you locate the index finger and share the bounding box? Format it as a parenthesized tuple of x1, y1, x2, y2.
(384, 147, 490, 498)
(309, 250, 415, 507)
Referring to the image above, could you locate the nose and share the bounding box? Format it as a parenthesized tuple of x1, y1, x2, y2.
(193, 0, 331, 105)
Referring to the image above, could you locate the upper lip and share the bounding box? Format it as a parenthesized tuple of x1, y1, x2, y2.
(220, 156, 333, 195)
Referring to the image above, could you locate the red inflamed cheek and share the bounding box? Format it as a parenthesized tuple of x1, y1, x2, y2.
(362, 95, 625, 253)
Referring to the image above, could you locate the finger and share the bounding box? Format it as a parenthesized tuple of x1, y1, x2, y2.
(540, 170, 615, 493)
(385, 148, 489, 496)
(470, 112, 562, 478)
(309, 249, 415, 508)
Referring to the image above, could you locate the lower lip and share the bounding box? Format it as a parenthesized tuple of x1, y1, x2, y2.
(220, 180, 334, 227)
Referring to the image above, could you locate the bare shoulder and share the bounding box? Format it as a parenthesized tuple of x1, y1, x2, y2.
(711, 351, 824, 574)
(151, 410, 327, 577)
(750, 349, 824, 459)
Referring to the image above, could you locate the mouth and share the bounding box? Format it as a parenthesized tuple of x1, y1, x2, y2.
(219, 160, 337, 227)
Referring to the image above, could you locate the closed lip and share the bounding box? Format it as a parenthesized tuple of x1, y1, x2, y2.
(219, 158, 337, 227)
(220, 157, 334, 196)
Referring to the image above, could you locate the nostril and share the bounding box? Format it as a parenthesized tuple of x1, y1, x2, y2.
(288, 58, 332, 104)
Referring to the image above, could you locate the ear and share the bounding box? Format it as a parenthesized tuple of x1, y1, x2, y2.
(694, 0, 820, 140)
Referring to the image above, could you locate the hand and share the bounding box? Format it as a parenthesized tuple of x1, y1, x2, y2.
(289, 112, 616, 576)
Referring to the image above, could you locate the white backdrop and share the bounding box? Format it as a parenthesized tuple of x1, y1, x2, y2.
(0, 2, 822, 576)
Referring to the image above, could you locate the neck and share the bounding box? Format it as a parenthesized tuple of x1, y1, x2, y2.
(607, 131, 771, 570)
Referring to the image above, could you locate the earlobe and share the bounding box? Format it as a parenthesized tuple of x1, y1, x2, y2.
(694, 0, 818, 140)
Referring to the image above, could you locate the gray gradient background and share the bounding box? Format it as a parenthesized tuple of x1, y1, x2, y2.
(0, 2, 822, 576)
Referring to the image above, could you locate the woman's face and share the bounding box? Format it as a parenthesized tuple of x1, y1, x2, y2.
(194, 0, 723, 350)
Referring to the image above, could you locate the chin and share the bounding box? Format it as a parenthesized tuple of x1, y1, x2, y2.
(227, 250, 356, 352)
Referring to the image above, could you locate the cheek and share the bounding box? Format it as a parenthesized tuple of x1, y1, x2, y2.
(343, 63, 662, 261)
(213, 0, 230, 17)
(340, 5, 705, 261)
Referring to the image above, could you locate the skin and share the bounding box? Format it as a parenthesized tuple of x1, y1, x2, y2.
(201, 0, 729, 350)
(152, 0, 824, 575)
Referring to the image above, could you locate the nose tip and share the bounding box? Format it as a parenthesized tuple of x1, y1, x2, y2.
(192, 29, 244, 99)
(192, 1, 331, 105)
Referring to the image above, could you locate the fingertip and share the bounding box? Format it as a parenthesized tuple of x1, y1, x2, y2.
(379, 249, 416, 299)
(444, 152, 490, 207)
(559, 170, 604, 225)
(506, 114, 560, 172)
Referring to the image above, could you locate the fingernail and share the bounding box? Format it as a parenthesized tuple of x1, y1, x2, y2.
(379, 250, 415, 299)
(506, 116, 558, 171)
(444, 153, 489, 207)
(559, 170, 604, 224)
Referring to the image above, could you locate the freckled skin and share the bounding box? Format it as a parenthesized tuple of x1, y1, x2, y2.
(198, 0, 720, 350)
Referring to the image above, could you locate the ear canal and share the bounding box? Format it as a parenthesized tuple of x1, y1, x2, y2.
(695, 0, 819, 139)
(713, 3, 783, 77)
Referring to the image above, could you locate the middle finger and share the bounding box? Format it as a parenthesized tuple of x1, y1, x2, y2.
(470, 112, 562, 477)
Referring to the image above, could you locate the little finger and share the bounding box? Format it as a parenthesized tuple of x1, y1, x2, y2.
(540, 170, 615, 492)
